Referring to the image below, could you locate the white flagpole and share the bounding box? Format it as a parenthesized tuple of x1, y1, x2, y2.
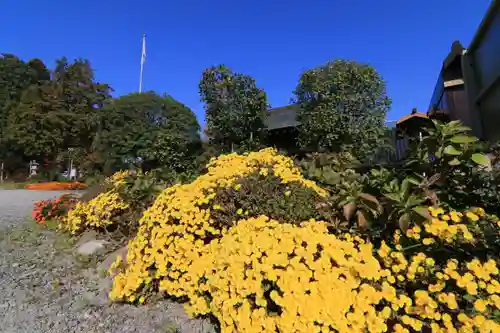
(139, 34, 146, 93)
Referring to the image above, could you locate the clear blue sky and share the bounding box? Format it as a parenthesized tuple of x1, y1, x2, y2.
(1, 0, 492, 126)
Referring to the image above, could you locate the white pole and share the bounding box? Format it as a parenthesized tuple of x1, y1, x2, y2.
(139, 34, 146, 93)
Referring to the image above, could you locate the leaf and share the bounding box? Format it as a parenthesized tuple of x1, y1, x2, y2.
(406, 194, 425, 208)
(412, 206, 432, 220)
(448, 158, 461, 166)
(383, 192, 401, 202)
(357, 211, 368, 229)
(426, 173, 441, 186)
(359, 193, 383, 214)
(450, 135, 478, 143)
(399, 213, 410, 232)
(471, 153, 491, 168)
(444, 145, 462, 155)
(406, 177, 420, 186)
(455, 125, 472, 132)
(343, 202, 356, 220)
(463, 294, 475, 302)
(358, 193, 380, 205)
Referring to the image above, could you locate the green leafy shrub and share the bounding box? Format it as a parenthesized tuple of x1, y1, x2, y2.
(298, 121, 498, 240)
(210, 170, 336, 228)
(407, 120, 493, 210)
(298, 152, 383, 231)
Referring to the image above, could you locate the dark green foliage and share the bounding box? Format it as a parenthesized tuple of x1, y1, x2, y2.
(210, 170, 336, 229)
(6, 84, 65, 160)
(1, 55, 112, 180)
(407, 120, 495, 213)
(297, 152, 381, 230)
(114, 171, 166, 212)
(0, 54, 50, 162)
(51, 57, 112, 154)
(108, 170, 188, 238)
(376, 175, 430, 232)
(95, 92, 201, 173)
(1, 53, 203, 182)
(200, 65, 268, 153)
(294, 59, 391, 161)
(301, 120, 497, 236)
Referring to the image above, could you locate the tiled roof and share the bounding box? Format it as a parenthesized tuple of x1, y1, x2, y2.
(396, 112, 428, 125)
(265, 105, 300, 130)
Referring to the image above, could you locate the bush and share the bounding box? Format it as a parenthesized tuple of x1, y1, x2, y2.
(61, 171, 132, 234)
(113, 207, 500, 332)
(109, 148, 327, 303)
(210, 170, 335, 228)
(61, 170, 168, 237)
(184, 216, 391, 332)
(63, 190, 129, 234)
(105, 148, 500, 332)
(32, 194, 78, 225)
(374, 206, 500, 332)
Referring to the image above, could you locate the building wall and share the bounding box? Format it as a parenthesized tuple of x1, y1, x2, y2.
(462, 0, 500, 142)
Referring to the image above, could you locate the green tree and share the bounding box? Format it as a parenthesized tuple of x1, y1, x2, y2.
(0, 54, 50, 175)
(6, 83, 66, 175)
(95, 92, 201, 173)
(52, 57, 111, 153)
(1, 56, 111, 179)
(199, 65, 268, 153)
(294, 59, 391, 160)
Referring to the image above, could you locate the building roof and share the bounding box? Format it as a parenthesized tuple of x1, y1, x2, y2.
(265, 105, 300, 130)
(396, 112, 429, 125)
(266, 104, 398, 131)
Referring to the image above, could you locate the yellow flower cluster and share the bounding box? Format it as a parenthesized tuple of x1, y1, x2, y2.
(61, 171, 131, 233)
(187, 216, 395, 332)
(106, 170, 131, 186)
(405, 206, 494, 245)
(110, 149, 326, 302)
(62, 190, 129, 233)
(376, 243, 500, 332)
(115, 212, 500, 332)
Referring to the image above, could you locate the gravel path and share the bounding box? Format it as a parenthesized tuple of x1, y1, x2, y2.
(0, 190, 74, 228)
(0, 190, 216, 333)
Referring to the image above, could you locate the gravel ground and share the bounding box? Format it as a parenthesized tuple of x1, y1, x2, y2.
(0, 190, 75, 228)
(0, 190, 216, 333)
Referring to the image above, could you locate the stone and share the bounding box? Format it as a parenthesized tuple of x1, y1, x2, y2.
(77, 240, 107, 255)
(99, 245, 128, 272)
(76, 230, 101, 247)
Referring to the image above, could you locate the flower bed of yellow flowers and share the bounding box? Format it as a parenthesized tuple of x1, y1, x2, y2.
(105, 149, 500, 332)
(60, 170, 131, 233)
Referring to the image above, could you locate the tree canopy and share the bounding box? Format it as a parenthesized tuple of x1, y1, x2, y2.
(95, 92, 201, 173)
(0, 54, 50, 160)
(294, 59, 391, 160)
(200, 65, 268, 153)
(0, 53, 201, 180)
